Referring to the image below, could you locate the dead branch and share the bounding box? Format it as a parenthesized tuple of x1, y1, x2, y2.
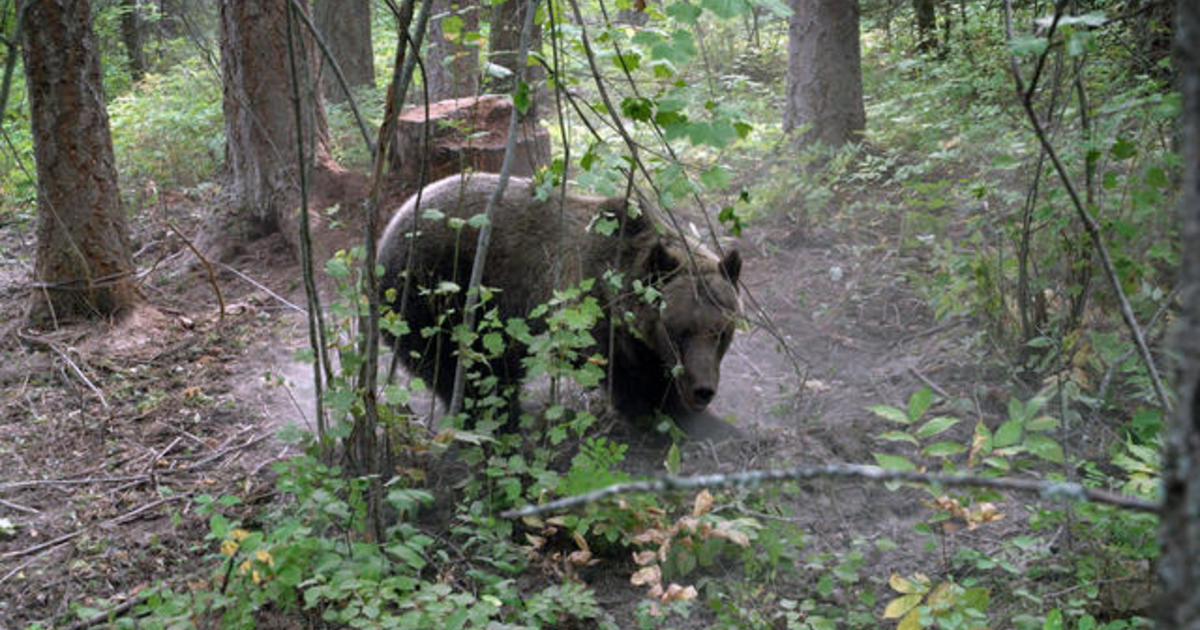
(166, 222, 225, 321)
(0, 495, 188, 561)
(500, 462, 1159, 519)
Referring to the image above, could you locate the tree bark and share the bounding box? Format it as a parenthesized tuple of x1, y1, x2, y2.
(486, 0, 541, 110)
(119, 0, 146, 81)
(313, 0, 375, 103)
(783, 0, 865, 147)
(1156, 0, 1200, 625)
(21, 0, 138, 323)
(913, 0, 936, 52)
(427, 0, 480, 101)
(219, 0, 333, 237)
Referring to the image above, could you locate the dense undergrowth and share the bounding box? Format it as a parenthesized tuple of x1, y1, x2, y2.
(0, 1, 1178, 628)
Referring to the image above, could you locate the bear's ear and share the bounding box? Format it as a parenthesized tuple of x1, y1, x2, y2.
(646, 241, 680, 280)
(720, 250, 742, 286)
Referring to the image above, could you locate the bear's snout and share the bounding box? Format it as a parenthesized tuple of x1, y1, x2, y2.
(692, 386, 715, 407)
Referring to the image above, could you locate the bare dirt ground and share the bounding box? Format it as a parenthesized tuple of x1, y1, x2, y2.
(0, 186, 1024, 628)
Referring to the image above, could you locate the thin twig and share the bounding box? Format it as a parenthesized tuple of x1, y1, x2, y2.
(0, 497, 40, 514)
(1002, 0, 1171, 411)
(499, 463, 1159, 519)
(909, 366, 952, 400)
(215, 262, 306, 314)
(0, 495, 187, 560)
(18, 332, 109, 409)
(166, 222, 225, 320)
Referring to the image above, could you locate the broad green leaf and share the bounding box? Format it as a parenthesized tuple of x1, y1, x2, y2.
(513, 81, 531, 115)
(883, 593, 923, 619)
(869, 404, 911, 424)
(907, 387, 933, 421)
(876, 431, 920, 445)
(699, 0, 747, 19)
(873, 453, 916, 471)
(665, 1, 702, 24)
(1025, 434, 1065, 463)
(889, 573, 921, 594)
(1025, 415, 1060, 432)
(700, 166, 732, 190)
(915, 416, 959, 439)
(993, 419, 1023, 448)
(1110, 137, 1137, 160)
(620, 96, 654, 122)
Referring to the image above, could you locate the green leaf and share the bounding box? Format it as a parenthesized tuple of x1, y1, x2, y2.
(1008, 35, 1048, 57)
(620, 96, 654, 122)
(1025, 415, 1060, 432)
(699, 0, 747, 19)
(1110, 137, 1137, 160)
(513, 81, 532, 115)
(873, 453, 916, 471)
(817, 573, 834, 598)
(665, 1, 702, 24)
(869, 404, 911, 425)
(907, 387, 933, 421)
(915, 416, 959, 439)
(923, 441, 967, 457)
(876, 431, 920, 445)
(992, 419, 1023, 448)
(700, 166, 732, 190)
(665, 442, 681, 475)
(1024, 434, 1065, 463)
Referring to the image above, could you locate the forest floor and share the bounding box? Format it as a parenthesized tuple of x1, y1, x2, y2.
(0, 179, 1060, 629)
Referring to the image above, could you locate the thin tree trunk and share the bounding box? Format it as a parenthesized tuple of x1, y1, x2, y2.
(1156, 0, 1200, 625)
(119, 0, 146, 81)
(219, 0, 333, 236)
(21, 0, 138, 323)
(913, 0, 936, 51)
(783, 0, 865, 147)
(427, 0, 480, 101)
(313, 0, 375, 103)
(487, 0, 541, 114)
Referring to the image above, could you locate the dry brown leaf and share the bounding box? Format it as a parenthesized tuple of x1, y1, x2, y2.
(693, 489, 713, 516)
(632, 550, 657, 566)
(631, 565, 661, 587)
(660, 583, 699, 603)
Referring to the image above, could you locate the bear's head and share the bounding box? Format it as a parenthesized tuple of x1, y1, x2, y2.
(640, 238, 742, 413)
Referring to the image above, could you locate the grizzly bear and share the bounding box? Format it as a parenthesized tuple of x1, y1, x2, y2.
(377, 172, 741, 426)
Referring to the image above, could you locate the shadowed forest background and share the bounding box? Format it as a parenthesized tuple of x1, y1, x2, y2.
(1, 0, 1199, 628)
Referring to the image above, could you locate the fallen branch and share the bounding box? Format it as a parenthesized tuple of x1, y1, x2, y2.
(0, 495, 188, 560)
(0, 431, 271, 492)
(499, 463, 1159, 519)
(217, 262, 306, 314)
(166, 222, 225, 321)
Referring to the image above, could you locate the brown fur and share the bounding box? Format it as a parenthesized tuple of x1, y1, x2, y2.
(378, 173, 741, 424)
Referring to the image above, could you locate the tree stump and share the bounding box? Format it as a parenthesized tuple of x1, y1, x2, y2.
(391, 94, 549, 188)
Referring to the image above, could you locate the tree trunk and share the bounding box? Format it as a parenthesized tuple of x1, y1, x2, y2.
(427, 0, 480, 101)
(913, 0, 936, 52)
(219, 0, 333, 237)
(1156, 0, 1200, 625)
(486, 0, 541, 110)
(21, 0, 138, 323)
(783, 0, 865, 147)
(119, 0, 146, 81)
(313, 0, 375, 103)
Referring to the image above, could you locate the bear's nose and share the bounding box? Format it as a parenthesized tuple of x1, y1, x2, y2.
(692, 386, 715, 407)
